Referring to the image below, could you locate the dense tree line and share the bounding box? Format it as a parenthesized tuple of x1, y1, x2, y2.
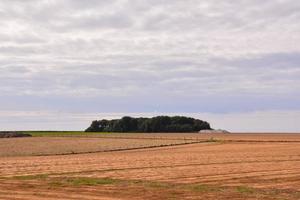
(85, 116, 211, 133)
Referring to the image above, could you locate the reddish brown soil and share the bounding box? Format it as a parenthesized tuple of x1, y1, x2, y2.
(0, 133, 300, 199)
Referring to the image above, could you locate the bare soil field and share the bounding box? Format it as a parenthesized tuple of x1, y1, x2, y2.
(0, 137, 197, 157)
(50, 132, 300, 142)
(0, 133, 300, 199)
(87, 133, 300, 142)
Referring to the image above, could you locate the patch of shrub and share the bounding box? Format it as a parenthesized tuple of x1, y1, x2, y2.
(85, 116, 211, 133)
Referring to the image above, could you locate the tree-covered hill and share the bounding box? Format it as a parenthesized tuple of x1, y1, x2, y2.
(85, 116, 211, 133)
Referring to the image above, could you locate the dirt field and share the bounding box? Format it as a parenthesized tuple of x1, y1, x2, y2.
(41, 132, 300, 142)
(0, 133, 300, 199)
(0, 137, 197, 157)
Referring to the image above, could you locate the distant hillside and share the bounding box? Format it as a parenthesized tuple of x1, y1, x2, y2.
(85, 116, 211, 133)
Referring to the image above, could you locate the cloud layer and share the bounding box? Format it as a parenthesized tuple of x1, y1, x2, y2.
(0, 0, 299, 130)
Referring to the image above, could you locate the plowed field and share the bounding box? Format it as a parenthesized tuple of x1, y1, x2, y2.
(0, 133, 299, 199)
(0, 137, 197, 157)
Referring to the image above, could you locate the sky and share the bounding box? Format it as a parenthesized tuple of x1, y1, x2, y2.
(0, 0, 300, 132)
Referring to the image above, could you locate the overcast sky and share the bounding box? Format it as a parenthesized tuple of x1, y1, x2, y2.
(0, 0, 300, 132)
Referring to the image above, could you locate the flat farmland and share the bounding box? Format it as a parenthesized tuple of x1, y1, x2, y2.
(0, 137, 197, 157)
(30, 131, 300, 142)
(85, 132, 300, 142)
(0, 133, 300, 200)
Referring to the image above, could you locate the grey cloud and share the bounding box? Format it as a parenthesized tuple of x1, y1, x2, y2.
(0, 33, 45, 44)
(1, 52, 299, 100)
(58, 13, 134, 31)
(0, 0, 299, 123)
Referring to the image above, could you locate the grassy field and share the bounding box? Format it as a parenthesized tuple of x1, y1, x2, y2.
(1, 133, 300, 199)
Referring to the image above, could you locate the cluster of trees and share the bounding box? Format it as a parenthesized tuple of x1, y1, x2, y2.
(85, 116, 211, 133)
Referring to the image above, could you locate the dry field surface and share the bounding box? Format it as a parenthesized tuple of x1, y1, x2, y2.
(0, 133, 300, 199)
(0, 137, 197, 157)
(57, 132, 300, 142)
